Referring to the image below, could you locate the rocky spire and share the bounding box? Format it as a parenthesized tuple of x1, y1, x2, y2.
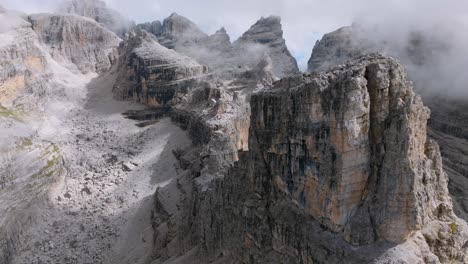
(235, 16, 299, 78)
(155, 12, 208, 49)
(205, 27, 231, 52)
(307, 26, 366, 72)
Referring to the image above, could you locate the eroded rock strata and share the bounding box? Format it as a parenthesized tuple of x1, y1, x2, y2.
(113, 29, 208, 106)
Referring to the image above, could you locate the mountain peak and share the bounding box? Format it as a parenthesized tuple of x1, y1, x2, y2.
(235, 15, 298, 77)
(216, 27, 227, 34)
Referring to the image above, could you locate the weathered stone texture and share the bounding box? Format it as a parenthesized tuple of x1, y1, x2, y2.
(234, 16, 299, 77)
(113, 30, 207, 106)
(29, 13, 120, 74)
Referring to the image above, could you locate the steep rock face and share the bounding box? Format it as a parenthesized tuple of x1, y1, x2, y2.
(29, 13, 120, 74)
(136, 20, 162, 36)
(234, 16, 299, 77)
(0, 10, 48, 108)
(113, 30, 208, 106)
(60, 0, 134, 37)
(152, 55, 468, 264)
(307, 26, 468, 222)
(307, 26, 367, 72)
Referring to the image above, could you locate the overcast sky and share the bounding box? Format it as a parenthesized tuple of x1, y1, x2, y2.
(2, 0, 468, 70)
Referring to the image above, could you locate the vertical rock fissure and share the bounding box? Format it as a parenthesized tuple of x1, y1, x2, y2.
(352, 65, 383, 244)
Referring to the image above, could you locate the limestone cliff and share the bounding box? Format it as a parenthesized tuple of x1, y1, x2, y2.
(151, 55, 468, 264)
(29, 13, 120, 74)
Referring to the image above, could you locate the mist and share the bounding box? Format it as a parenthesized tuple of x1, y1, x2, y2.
(340, 0, 468, 98)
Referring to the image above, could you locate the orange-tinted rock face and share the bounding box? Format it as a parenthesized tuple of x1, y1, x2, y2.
(250, 71, 372, 231)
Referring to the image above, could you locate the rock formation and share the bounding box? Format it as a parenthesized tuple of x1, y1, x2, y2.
(234, 16, 299, 77)
(137, 14, 298, 78)
(157, 12, 208, 50)
(60, 0, 134, 37)
(0, 9, 49, 109)
(308, 26, 366, 72)
(29, 13, 120, 74)
(307, 25, 468, 222)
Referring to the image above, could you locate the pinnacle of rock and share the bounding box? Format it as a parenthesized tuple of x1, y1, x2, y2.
(235, 15, 299, 77)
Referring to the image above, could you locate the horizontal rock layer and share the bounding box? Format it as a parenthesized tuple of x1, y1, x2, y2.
(113, 30, 208, 106)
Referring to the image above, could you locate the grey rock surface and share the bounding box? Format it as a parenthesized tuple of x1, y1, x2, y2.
(113, 29, 208, 106)
(29, 13, 120, 74)
(234, 16, 299, 77)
